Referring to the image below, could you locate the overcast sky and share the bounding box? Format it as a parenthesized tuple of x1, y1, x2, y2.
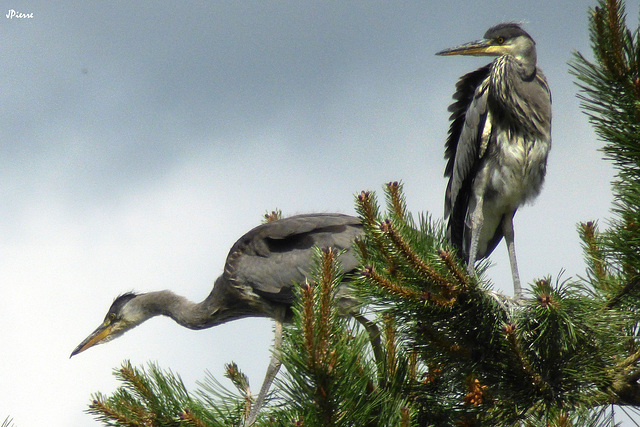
(2, 1, 638, 425)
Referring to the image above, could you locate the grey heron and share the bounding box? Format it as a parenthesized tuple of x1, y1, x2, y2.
(436, 23, 552, 298)
(70, 213, 379, 425)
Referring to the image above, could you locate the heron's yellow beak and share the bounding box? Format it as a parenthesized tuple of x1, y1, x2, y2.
(70, 321, 115, 358)
(436, 40, 508, 57)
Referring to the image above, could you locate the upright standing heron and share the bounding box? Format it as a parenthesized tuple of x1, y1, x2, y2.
(71, 213, 379, 426)
(437, 23, 552, 298)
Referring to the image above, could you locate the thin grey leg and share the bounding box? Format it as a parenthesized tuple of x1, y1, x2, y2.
(244, 306, 285, 426)
(352, 313, 383, 371)
(467, 197, 484, 277)
(502, 213, 522, 299)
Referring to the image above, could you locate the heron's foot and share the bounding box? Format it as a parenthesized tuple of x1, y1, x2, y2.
(512, 274, 523, 301)
(466, 261, 478, 281)
(487, 290, 525, 314)
(513, 288, 523, 301)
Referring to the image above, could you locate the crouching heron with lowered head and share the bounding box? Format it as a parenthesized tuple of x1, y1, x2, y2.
(71, 213, 379, 426)
(437, 23, 552, 298)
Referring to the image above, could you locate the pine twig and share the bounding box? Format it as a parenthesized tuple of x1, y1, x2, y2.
(356, 190, 400, 273)
(357, 191, 378, 227)
(362, 265, 447, 305)
(386, 181, 405, 219)
(119, 362, 154, 403)
(317, 248, 336, 360)
(301, 282, 316, 369)
(384, 314, 398, 379)
(400, 406, 411, 427)
(379, 219, 457, 300)
(224, 362, 251, 418)
(178, 409, 209, 427)
(606, 275, 640, 308)
(439, 249, 469, 290)
(502, 324, 545, 393)
(263, 209, 282, 223)
(416, 321, 470, 359)
(611, 348, 640, 405)
(580, 221, 607, 283)
(604, 0, 627, 78)
(89, 398, 140, 427)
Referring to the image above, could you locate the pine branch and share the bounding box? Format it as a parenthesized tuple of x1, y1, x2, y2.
(385, 181, 406, 220)
(263, 209, 282, 223)
(571, 1, 640, 288)
(571, 1, 640, 410)
(353, 181, 640, 423)
(379, 218, 457, 299)
(88, 361, 248, 426)
(276, 246, 412, 426)
(579, 221, 608, 286)
(223, 362, 251, 419)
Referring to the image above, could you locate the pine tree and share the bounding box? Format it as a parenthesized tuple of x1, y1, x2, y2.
(87, 0, 640, 425)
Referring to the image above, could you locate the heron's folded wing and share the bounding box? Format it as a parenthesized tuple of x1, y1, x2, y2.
(225, 214, 363, 304)
(444, 65, 492, 257)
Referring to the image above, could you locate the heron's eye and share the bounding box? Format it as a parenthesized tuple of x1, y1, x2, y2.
(109, 313, 116, 321)
(496, 36, 505, 44)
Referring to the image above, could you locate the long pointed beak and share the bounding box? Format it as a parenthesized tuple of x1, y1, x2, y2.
(70, 322, 114, 358)
(436, 39, 506, 57)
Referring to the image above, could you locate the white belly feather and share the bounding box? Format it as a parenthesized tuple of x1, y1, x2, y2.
(469, 125, 550, 256)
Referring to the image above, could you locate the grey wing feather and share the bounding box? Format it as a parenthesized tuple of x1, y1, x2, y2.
(532, 71, 552, 134)
(444, 65, 492, 257)
(225, 214, 363, 304)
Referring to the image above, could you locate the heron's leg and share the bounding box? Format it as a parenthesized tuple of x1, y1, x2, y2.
(467, 196, 484, 277)
(502, 213, 522, 299)
(244, 305, 286, 426)
(352, 313, 383, 372)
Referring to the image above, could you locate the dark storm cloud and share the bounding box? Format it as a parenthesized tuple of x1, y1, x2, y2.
(0, 1, 603, 223)
(2, 2, 449, 208)
(0, 0, 608, 239)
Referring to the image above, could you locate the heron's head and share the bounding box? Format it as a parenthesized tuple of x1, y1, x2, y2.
(70, 292, 147, 357)
(436, 23, 536, 64)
